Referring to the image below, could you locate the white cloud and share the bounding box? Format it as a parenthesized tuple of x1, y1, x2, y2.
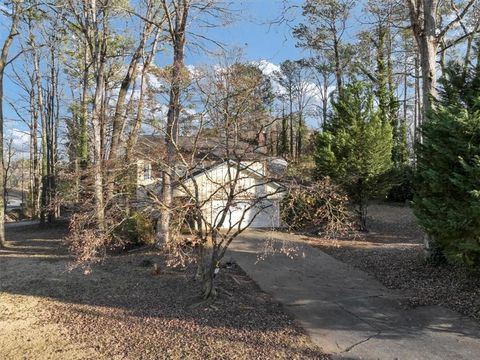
(5, 128, 30, 155)
(255, 60, 281, 77)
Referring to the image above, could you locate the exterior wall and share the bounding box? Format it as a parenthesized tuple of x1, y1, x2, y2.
(178, 161, 282, 202)
(207, 199, 281, 229)
(136, 159, 284, 229)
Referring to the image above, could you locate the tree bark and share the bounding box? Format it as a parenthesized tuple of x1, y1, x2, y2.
(407, 0, 477, 118)
(289, 93, 294, 159)
(106, 3, 157, 203)
(333, 32, 342, 95)
(89, 0, 108, 231)
(157, 0, 189, 246)
(0, 4, 21, 247)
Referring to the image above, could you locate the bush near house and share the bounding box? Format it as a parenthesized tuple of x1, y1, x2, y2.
(115, 212, 155, 247)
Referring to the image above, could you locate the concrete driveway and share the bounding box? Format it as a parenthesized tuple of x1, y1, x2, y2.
(228, 230, 480, 360)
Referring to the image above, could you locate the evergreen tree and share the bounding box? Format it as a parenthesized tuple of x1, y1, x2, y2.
(315, 81, 393, 229)
(414, 59, 480, 267)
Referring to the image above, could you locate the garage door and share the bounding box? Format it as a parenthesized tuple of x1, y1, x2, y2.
(210, 200, 280, 229)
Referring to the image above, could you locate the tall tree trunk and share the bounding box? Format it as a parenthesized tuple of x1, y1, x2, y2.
(33, 43, 48, 224)
(106, 4, 157, 203)
(333, 33, 342, 96)
(419, 37, 437, 115)
(0, 4, 20, 247)
(91, 66, 106, 231)
(80, 41, 89, 168)
(407, 0, 476, 119)
(157, 0, 189, 246)
(125, 29, 161, 210)
(89, 1, 108, 232)
(289, 94, 294, 159)
(29, 82, 40, 218)
(414, 52, 421, 142)
(281, 104, 288, 156)
(322, 72, 328, 128)
(297, 111, 303, 158)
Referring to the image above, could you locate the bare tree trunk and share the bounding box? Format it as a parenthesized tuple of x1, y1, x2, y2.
(0, 5, 21, 247)
(414, 52, 421, 143)
(322, 72, 328, 128)
(125, 30, 161, 210)
(297, 111, 303, 158)
(106, 3, 157, 203)
(92, 71, 106, 231)
(289, 94, 294, 160)
(44, 41, 60, 223)
(407, 0, 476, 118)
(333, 33, 342, 95)
(3, 139, 14, 213)
(89, 1, 108, 232)
(80, 41, 89, 168)
(29, 80, 40, 218)
(29, 21, 49, 224)
(157, 0, 189, 246)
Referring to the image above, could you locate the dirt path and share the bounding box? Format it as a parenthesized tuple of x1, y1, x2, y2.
(230, 229, 480, 360)
(0, 223, 325, 360)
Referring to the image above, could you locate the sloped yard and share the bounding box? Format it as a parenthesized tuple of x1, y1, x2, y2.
(307, 203, 480, 322)
(0, 223, 326, 360)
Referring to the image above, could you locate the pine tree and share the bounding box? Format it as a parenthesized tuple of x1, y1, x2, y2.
(315, 81, 393, 229)
(414, 59, 480, 267)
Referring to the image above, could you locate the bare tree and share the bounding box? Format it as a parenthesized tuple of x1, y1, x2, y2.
(155, 0, 190, 246)
(143, 59, 285, 298)
(407, 0, 477, 116)
(106, 1, 164, 202)
(156, 0, 233, 245)
(0, 1, 22, 247)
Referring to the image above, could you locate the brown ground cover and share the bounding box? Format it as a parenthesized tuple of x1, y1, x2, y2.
(0, 223, 326, 360)
(306, 203, 480, 322)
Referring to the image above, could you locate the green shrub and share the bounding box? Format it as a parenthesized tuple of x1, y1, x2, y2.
(115, 212, 155, 247)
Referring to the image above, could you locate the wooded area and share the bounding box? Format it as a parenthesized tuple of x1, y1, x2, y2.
(2, 1, 480, 358)
(0, 0, 479, 299)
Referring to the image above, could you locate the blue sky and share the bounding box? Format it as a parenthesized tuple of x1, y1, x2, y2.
(185, 0, 305, 65)
(0, 0, 336, 150)
(1, 0, 309, 147)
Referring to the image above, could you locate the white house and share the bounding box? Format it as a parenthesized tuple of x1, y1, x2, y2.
(133, 135, 287, 229)
(176, 160, 285, 229)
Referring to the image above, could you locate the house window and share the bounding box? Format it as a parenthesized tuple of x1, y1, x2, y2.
(143, 162, 152, 180)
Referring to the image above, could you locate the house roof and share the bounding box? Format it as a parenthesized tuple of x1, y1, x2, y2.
(135, 134, 269, 162)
